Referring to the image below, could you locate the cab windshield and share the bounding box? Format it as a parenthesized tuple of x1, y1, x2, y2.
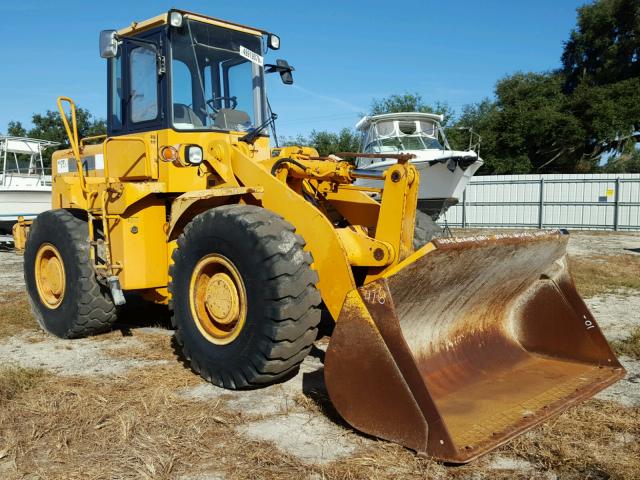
(170, 19, 266, 131)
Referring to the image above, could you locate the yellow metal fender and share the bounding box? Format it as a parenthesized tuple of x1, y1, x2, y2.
(167, 186, 264, 240)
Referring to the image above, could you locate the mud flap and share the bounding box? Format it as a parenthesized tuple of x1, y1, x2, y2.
(324, 230, 625, 463)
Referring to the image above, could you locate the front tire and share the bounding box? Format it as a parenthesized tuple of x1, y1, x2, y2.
(170, 205, 322, 389)
(24, 209, 118, 338)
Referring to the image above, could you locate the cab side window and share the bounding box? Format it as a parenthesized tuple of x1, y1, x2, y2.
(109, 54, 123, 130)
(130, 45, 159, 123)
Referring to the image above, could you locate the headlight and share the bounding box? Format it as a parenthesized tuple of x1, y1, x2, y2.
(169, 11, 183, 27)
(268, 34, 280, 50)
(186, 145, 203, 165)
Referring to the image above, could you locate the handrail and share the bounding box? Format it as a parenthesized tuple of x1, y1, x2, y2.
(57, 96, 89, 199)
(80, 134, 107, 148)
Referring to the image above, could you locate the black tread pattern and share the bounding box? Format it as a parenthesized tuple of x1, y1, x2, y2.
(413, 210, 444, 250)
(169, 205, 321, 389)
(25, 209, 118, 338)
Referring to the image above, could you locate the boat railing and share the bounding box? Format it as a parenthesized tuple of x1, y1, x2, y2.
(0, 169, 53, 187)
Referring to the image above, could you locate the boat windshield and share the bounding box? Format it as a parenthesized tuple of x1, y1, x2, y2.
(370, 135, 443, 152)
(363, 118, 447, 153)
(170, 19, 266, 131)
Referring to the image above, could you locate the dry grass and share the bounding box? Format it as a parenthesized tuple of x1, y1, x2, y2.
(612, 327, 640, 360)
(569, 254, 640, 297)
(0, 292, 35, 338)
(0, 360, 446, 480)
(321, 399, 640, 480)
(1, 327, 638, 479)
(0, 248, 638, 478)
(505, 400, 640, 480)
(0, 364, 260, 479)
(0, 365, 44, 403)
(104, 330, 176, 361)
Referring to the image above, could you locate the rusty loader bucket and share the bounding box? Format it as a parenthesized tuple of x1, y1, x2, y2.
(324, 230, 625, 463)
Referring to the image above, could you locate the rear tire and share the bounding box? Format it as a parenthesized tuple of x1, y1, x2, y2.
(24, 209, 118, 338)
(170, 205, 321, 389)
(413, 210, 444, 249)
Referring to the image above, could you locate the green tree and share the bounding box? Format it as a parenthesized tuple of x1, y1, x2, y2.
(4, 107, 106, 149)
(26, 108, 106, 148)
(4, 107, 106, 169)
(602, 145, 640, 173)
(493, 72, 589, 173)
(282, 128, 360, 156)
(562, 0, 640, 92)
(560, 0, 640, 168)
(7, 121, 27, 137)
(448, 99, 522, 173)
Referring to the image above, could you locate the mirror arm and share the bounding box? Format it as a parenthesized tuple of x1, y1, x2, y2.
(264, 64, 293, 74)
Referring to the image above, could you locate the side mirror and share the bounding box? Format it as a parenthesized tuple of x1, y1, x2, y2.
(267, 33, 280, 50)
(99, 30, 119, 58)
(265, 59, 295, 85)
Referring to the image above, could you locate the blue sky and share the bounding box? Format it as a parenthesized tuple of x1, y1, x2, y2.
(0, 0, 586, 138)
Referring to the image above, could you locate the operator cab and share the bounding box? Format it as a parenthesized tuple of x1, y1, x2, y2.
(99, 9, 293, 138)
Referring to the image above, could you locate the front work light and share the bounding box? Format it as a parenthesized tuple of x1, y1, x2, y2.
(169, 11, 183, 27)
(186, 145, 203, 165)
(268, 34, 280, 50)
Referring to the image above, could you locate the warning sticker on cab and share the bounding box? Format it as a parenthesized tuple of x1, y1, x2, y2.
(239, 46, 263, 66)
(57, 158, 69, 174)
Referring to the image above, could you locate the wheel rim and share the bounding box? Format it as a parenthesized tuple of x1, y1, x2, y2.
(34, 243, 66, 309)
(189, 254, 247, 345)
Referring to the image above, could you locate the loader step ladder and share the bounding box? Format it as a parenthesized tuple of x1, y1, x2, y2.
(57, 96, 126, 306)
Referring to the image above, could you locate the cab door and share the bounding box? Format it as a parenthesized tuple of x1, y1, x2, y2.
(105, 31, 166, 181)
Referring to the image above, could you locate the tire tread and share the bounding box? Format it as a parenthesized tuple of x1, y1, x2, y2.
(170, 205, 321, 389)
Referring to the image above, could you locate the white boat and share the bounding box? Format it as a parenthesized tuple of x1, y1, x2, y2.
(354, 112, 483, 219)
(0, 136, 58, 235)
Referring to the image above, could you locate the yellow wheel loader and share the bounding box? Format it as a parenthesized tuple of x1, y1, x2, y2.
(18, 9, 625, 463)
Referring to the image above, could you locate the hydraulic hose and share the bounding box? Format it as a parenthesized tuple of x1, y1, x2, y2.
(270, 157, 309, 176)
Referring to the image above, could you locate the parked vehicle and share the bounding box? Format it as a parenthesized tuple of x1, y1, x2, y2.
(0, 136, 57, 236)
(16, 9, 624, 463)
(354, 112, 483, 220)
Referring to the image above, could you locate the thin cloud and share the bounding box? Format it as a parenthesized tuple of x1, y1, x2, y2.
(292, 85, 364, 113)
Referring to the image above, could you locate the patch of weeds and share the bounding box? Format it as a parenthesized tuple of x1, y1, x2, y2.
(569, 254, 640, 297)
(505, 400, 640, 480)
(612, 327, 640, 360)
(0, 364, 45, 403)
(0, 292, 35, 337)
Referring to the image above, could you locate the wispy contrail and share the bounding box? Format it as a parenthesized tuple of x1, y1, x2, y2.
(292, 85, 364, 113)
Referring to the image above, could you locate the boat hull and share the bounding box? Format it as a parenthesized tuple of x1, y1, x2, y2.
(0, 188, 51, 234)
(355, 155, 482, 219)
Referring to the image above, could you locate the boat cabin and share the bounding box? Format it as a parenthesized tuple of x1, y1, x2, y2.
(355, 112, 451, 167)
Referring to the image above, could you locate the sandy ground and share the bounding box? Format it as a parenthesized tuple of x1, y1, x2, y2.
(0, 230, 639, 478)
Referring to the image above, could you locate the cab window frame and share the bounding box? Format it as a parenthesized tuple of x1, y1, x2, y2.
(106, 27, 167, 136)
(167, 20, 267, 134)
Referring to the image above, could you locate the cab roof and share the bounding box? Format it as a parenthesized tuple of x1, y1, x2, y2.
(117, 9, 269, 38)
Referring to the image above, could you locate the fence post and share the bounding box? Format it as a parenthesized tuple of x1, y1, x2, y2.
(613, 178, 620, 231)
(462, 189, 467, 228)
(538, 178, 545, 229)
